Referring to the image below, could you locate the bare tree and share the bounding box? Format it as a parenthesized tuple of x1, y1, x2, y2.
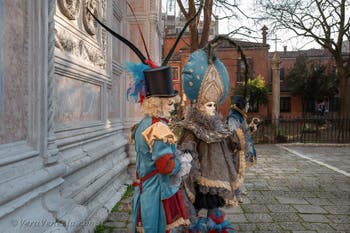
(256, 0, 350, 117)
(176, 0, 246, 51)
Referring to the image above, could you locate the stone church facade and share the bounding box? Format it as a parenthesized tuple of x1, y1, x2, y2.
(0, 0, 162, 232)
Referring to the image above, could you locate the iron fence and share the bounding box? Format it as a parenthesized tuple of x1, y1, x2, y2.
(253, 117, 350, 144)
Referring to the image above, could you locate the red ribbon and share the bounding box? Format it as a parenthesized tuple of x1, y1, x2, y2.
(145, 59, 159, 68)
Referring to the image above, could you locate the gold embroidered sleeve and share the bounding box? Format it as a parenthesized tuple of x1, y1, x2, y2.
(142, 122, 176, 151)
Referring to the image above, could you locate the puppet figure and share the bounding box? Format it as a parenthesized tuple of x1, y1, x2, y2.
(128, 66, 190, 233)
(176, 49, 246, 233)
(88, 3, 203, 231)
(227, 95, 260, 202)
(89, 2, 206, 231)
(227, 95, 258, 167)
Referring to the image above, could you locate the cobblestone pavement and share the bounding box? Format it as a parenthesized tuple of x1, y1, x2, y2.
(100, 144, 350, 233)
(281, 145, 350, 174)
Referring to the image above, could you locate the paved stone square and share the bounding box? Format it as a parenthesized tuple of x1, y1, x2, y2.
(99, 144, 350, 233)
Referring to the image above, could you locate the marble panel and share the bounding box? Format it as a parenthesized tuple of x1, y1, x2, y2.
(126, 99, 142, 119)
(129, 23, 147, 63)
(112, 38, 122, 63)
(111, 19, 122, 63)
(54, 75, 101, 125)
(129, 0, 145, 12)
(0, 0, 27, 144)
(0, 0, 3, 113)
(109, 74, 121, 119)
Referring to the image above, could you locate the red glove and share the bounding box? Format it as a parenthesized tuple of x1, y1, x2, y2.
(155, 154, 175, 174)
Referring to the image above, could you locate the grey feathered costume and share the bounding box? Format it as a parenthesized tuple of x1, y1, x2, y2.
(176, 106, 245, 210)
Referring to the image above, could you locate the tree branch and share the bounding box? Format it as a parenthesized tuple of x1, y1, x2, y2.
(176, 0, 189, 19)
(199, 0, 213, 47)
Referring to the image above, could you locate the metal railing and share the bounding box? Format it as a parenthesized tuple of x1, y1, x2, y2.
(253, 117, 350, 144)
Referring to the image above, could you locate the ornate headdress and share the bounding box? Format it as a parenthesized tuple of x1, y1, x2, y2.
(89, 2, 203, 103)
(182, 49, 229, 106)
(183, 34, 255, 109)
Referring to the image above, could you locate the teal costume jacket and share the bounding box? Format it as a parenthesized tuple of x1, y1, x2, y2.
(131, 117, 180, 233)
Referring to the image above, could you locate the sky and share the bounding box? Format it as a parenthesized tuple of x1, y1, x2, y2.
(162, 0, 322, 52)
(216, 0, 321, 51)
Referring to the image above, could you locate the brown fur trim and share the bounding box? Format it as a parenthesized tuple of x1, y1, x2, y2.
(231, 104, 247, 119)
(166, 218, 190, 230)
(225, 198, 238, 207)
(176, 106, 232, 143)
(231, 150, 246, 190)
(197, 176, 232, 191)
(235, 128, 245, 150)
(184, 183, 196, 203)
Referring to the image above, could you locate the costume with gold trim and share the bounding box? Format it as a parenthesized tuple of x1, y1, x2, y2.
(90, 4, 198, 232)
(131, 117, 189, 233)
(176, 107, 245, 209)
(227, 96, 257, 167)
(177, 49, 245, 211)
(176, 48, 245, 232)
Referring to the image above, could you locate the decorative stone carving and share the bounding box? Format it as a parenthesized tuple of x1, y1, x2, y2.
(57, 0, 81, 20)
(46, 0, 59, 165)
(83, 0, 98, 35)
(101, 30, 107, 61)
(112, 1, 123, 21)
(101, 0, 106, 19)
(55, 29, 77, 53)
(100, 0, 107, 59)
(150, 0, 155, 11)
(55, 29, 105, 69)
(79, 40, 106, 69)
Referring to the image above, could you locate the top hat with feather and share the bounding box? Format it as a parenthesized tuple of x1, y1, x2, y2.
(88, 1, 203, 103)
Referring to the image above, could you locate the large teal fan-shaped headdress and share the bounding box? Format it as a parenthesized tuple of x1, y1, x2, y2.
(182, 49, 229, 105)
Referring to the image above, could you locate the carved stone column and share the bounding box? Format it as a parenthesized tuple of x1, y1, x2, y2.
(45, 0, 60, 165)
(271, 52, 280, 123)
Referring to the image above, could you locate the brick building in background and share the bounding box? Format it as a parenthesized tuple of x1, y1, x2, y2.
(269, 48, 342, 118)
(163, 33, 270, 118)
(164, 32, 347, 119)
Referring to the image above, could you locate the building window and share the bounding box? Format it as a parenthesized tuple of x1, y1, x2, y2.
(248, 101, 259, 113)
(306, 98, 315, 113)
(237, 58, 254, 82)
(280, 97, 291, 112)
(171, 66, 179, 81)
(280, 67, 285, 81)
(329, 97, 339, 112)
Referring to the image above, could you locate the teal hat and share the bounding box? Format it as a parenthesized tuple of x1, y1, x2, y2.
(182, 49, 229, 105)
(232, 95, 246, 110)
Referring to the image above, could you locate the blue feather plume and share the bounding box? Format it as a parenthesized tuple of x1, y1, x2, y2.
(189, 217, 208, 232)
(125, 62, 150, 103)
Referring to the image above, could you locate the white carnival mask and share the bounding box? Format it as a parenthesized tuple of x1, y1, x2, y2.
(199, 101, 216, 116)
(162, 99, 175, 118)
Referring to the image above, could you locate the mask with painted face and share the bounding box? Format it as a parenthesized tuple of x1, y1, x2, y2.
(162, 99, 175, 118)
(199, 101, 216, 116)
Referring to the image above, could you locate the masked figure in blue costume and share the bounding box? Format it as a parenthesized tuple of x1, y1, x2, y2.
(175, 49, 246, 233)
(88, 4, 203, 232)
(227, 95, 260, 203)
(227, 96, 258, 167)
(129, 66, 190, 233)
